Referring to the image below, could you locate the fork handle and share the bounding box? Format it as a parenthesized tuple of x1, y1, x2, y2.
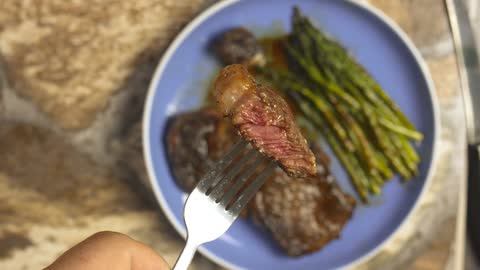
(172, 238, 198, 270)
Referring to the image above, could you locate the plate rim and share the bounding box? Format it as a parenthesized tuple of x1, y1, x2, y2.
(142, 0, 441, 269)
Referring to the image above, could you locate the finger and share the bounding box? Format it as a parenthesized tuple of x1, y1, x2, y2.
(129, 236, 171, 270)
(44, 231, 170, 270)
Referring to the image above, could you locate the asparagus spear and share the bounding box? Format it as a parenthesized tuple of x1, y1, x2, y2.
(388, 132, 419, 176)
(374, 150, 394, 179)
(379, 118, 424, 141)
(283, 43, 361, 110)
(370, 170, 384, 194)
(326, 94, 378, 171)
(400, 135, 421, 164)
(288, 91, 371, 201)
(361, 104, 412, 178)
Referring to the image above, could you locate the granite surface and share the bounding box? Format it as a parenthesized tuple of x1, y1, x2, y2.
(0, 0, 216, 130)
(0, 0, 468, 269)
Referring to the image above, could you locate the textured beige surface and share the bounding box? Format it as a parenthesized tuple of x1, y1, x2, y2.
(0, 0, 214, 130)
(0, 123, 217, 269)
(369, 0, 450, 48)
(428, 54, 460, 102)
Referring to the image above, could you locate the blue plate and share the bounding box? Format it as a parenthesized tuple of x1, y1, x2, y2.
(143, 0, 440, 269)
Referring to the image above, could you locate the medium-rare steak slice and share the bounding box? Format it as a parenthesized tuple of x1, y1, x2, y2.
(251, 146, 356, 256)
(214, 64, 316, 177)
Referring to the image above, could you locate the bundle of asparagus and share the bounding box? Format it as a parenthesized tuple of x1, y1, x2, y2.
(259, 7, 423, 201)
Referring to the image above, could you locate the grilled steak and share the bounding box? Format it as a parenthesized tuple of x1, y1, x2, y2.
(251, 146, 356, 256)
(214, 64, 316, 177)
(165, 108, 237, 191)
(165, 109, 355, 256)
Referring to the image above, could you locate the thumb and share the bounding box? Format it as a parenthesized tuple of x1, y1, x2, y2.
(45, 231, 170, 270)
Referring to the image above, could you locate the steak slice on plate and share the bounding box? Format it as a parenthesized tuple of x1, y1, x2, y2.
(251, 146, 356, 256)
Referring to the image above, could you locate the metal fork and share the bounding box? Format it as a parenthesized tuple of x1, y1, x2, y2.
(173, 140, 276, 270)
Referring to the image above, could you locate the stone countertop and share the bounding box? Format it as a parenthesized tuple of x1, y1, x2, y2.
(0, 0, 468, 269)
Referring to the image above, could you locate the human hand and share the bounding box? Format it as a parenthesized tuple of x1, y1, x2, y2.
(44, 231, 171, 270)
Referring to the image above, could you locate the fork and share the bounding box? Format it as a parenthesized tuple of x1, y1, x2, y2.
(173, 140, 276, 270)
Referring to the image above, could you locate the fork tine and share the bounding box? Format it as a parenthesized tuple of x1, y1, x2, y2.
(228, 160, 276, 215)
(208, 148, 259, 200)
(218, 154, 267, 206)
(197, 140, 247, 192)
